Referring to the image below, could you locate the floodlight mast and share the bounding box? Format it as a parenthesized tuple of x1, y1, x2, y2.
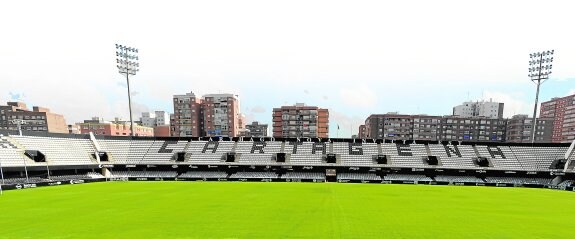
(11, 119, 29, 183)
(528, 50, 554, 144)
(115, 44, 140, 137)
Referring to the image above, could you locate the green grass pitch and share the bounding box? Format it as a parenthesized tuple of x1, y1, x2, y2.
(0, 182, 574, 239)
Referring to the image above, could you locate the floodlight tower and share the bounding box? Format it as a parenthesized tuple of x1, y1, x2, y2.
(116, 44, 140, 136)
(528, 50, 554, 143)
(11, 119, 29, 182)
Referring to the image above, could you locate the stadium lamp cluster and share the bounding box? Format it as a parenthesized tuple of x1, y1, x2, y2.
(528, 49, 555, 144)
(115, 44, 140, 76)
(115, 43, 140, 137)
(528, 50, 554, 79)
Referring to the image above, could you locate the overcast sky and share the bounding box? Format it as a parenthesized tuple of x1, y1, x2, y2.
(1, 0, 574, 137)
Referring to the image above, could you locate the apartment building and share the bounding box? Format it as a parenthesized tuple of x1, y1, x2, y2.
(272, 103, 329, 138)
(0, 102, 68, 134)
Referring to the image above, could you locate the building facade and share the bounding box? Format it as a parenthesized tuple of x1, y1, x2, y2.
(241, 121, 268, 137)
(361, 113, 506, 142)
(171, 92, 243, 137)
(412, 115, 442, 140)
(540, 94, 575, 143)
(140, 111, 170, 127)
(153, 125, 171, 137)
(362, 113, 441, 141)
(203, 94, 241, 137)
(171, 92, 203, 137)
(272, 103, 329, 138)
(440, 116, 506, 142)
(79, 117, 154, 137)
(0, 102, 68, 134)
(358, 125, 367, 139)
(505, 114, 553, 143)
(453, 100, 504, 119)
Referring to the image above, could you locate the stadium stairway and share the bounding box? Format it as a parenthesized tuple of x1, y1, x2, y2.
(472, 145, 481, 158)
(425, 144, 432, 156)
(137, 141, 154, 165)
(567, 161, 575, 171)
(182, 140, 192, 155)
(552, 176, 563, 186)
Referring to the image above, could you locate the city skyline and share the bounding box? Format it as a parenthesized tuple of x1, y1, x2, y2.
(1, 0, 575, 138)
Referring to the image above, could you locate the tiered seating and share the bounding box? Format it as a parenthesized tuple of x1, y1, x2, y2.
(333, 142, 378, 166)
(140, 140, 188, 164)
(11, 135, 95, 165)
(0, 135, 29, 167)
(187, 141, 234, 164)
(337, 173, 381, 181)
(475, 146, 523, 170)
(428, 144, 477, 168)
(109, 171, 177, 178)
(558, 180, 574, 187)
(125, 140, 155, 164)
(381, 143, 427, 168)
(2, 177, 48, 184)
(281, 172, 325, 180)
(49, 172, 105, 181)
(229, 171, 278, 179)
(288, 142, 324, 165)
(384, 174, 433, 182)
(510, 146, 567, 170)
(87, 172, 105, 179)
(235, 141, 282, 164)
(484, 177, 552, 185)
(49, 174, 90, 181)
(434, 175, 484, 183)
(98, 139, 135, 164)
(178, 171, 228, 179)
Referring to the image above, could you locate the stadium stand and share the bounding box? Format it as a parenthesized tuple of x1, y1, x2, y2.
(288, 142, 325, 165)
(141, 140, 188, 164)
(428, 144, 477, 169)
(11, 135, 96, 165)
(0, 134, 30, 167)
(178, 171, 228, 179)
(281, 172, 326, 180)
(337, 173, 381, 181)
(0, 132, 573, 191)
(332, 142, 379, 166)
(434, 175, 485, 183)
(235, 141, 282, 165)
(187, 141, 235, 164)
(2, 177, 48, 184)
(558, 180, 574, 187)
(384, 174, 433, 182)
(484, 177, 553, 185)
(381, 143, 427, 168)
(475, 146, 523, 170)
(229, 171, 279, 179)
(510, 146, 567, 170)
(109, 171, 178, 178)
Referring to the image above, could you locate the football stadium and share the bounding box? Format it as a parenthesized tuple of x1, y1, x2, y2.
(1, 132, 574, 238)
(2, 1, 575, 238)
